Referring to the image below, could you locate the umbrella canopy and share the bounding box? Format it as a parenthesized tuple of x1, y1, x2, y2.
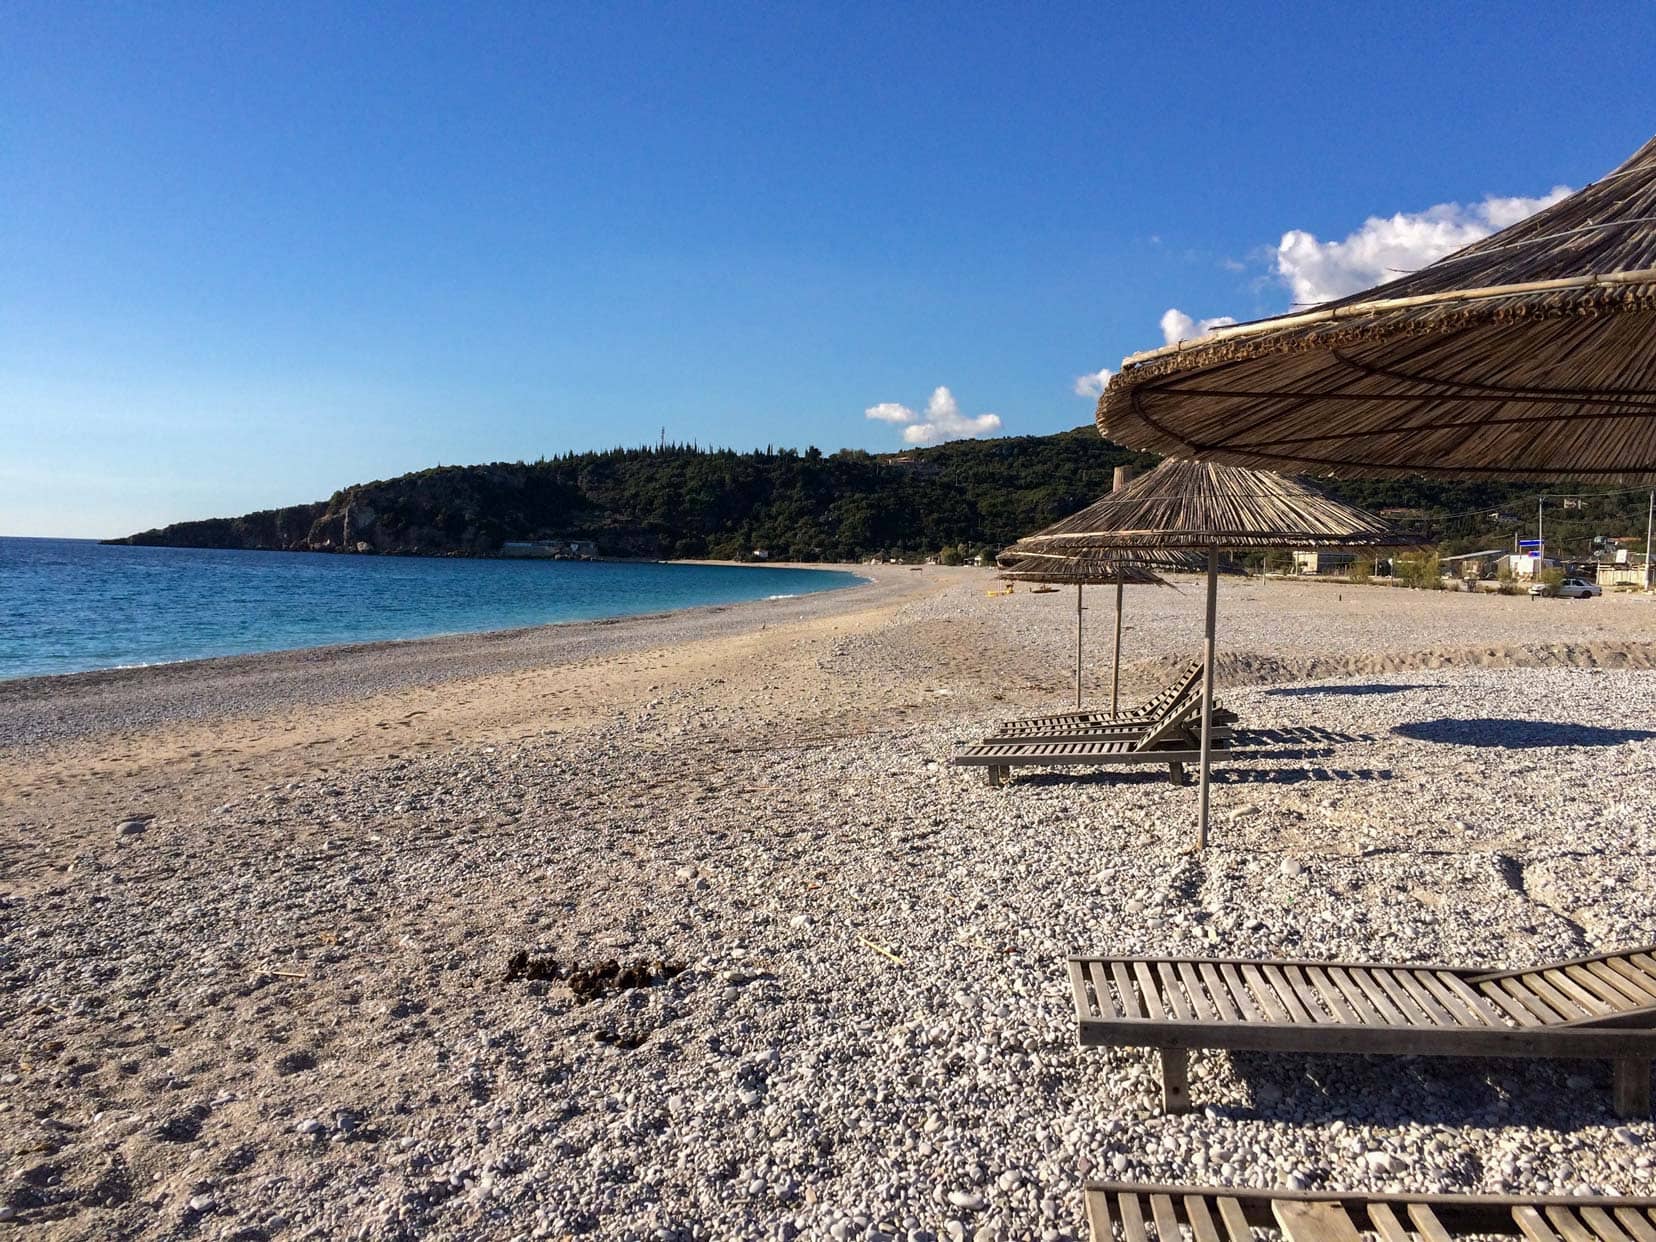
(996, 555, 1174, 586)
(1097, 135, 1656, 481)
(1016, 459, 1427, 554)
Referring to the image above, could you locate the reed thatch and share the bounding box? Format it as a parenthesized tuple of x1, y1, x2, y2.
(1014, 460, 1426, 553)
(996, 555, 1172, 586)
(1098, 135, 1656, 481)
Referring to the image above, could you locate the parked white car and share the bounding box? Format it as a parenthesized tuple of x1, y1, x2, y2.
(1529, 577, 1602, 598)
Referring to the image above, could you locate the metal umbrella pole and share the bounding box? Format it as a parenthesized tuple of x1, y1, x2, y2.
(1074, 583, 1084, 709)
(1196, 547, 1219, 850)
(1111, 578, 1124, 718)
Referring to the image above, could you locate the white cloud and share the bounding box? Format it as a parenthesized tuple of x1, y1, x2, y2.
(864, 402, 916, 424)
(1159, 309, 1237, 347)
(1073, 367, 1112, 398)
(1075, 183, 1574, 391)
(864, 386, 1002, 445)
(1274, 186, 1572, 307)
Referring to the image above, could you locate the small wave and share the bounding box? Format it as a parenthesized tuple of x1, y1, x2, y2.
(766, 593, 799, 600)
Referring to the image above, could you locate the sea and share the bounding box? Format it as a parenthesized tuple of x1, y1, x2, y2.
(0, 537, 863, 682)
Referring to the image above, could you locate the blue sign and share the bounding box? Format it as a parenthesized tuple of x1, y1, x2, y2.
(1518, 539, 1543, 550)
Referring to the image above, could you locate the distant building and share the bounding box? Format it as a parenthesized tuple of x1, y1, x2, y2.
(750, 548, 771, 561)
(1498, 553, 1556, 579)
(1292, 549, 1357, 575)
(500, 539, 598, 560)
(1598, 555, 1650, 587)
(1440, 548, 1508, 580)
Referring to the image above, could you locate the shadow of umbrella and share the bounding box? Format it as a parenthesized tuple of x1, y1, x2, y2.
(1265, 683, 1438, 698)
(1392, 717, 1656, 749)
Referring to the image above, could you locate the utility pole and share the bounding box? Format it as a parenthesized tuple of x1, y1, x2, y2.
(1538, 496, 1545, 574)
(1646, 490, 1654, 591)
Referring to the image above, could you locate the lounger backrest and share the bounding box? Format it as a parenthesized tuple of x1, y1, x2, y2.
(1140, 659, 1202, 717)
(1135, 689, 1209, 751)
(1466, 947, 1656, 1028)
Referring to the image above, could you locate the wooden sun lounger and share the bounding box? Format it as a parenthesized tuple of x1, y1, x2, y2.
(1069, 945, 1656, 1117)
(958, 698, 1234, 787)
(1006, 660, 1205, 732)
(986, 708, 1238, 738)
(1084, 1181, 1656, 1242)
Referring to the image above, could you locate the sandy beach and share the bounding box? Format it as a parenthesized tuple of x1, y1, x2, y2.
(7, 566, 1656, 1240)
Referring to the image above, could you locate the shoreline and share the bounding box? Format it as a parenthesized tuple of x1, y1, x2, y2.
(0, 554, 874, 692)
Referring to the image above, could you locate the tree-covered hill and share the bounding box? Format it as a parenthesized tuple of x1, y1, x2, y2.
(107, 428, 1656, 565)
(108, 430, 1159, 562)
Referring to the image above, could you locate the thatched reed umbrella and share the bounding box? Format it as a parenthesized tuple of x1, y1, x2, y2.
(997, 552, 1174, 713)
(1017, 459, 1426, 848)
(1097, 135, 1656, 482)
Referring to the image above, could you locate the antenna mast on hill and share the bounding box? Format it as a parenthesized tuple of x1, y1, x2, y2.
(659, 426, 666, 451)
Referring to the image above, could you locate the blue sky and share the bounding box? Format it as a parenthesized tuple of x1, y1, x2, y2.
(6, 3, 1656, 537)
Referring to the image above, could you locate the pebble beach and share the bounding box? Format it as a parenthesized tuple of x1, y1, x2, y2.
(6, 566, 1656, 1240)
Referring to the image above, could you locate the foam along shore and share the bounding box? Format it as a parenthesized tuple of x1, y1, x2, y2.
(4, 570, 1656, 1237)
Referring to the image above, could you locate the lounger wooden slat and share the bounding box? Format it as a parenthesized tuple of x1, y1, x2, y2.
(1151, 1194, 1182, 1242)
(1085, 1183, 1656, 1242)
(1134, 961, 1167, 1021)
(1482, 978, 1555, 1026)
(1612, 1210, 1656, 1242)
(1304, 966, 1358, 1023)
(1198, 963, 1241, 1021)
(1185, 1195, 1224, 1242)
(1390, 969, 1456, 1026)
(1599, 960, 1656, 1005)
(1325, 966, 1385, 1023)
(1265, 965, 1316, 1024)
(1580, 1206, 1638, 1242)
(1119, 1191, 1149, 1242)
(1409, 1203, 1455, 1242)
(1113, 961, 1144, 1018)
(1214, 1198, 1252, 1242)
(1365, 1203, 1413, 1242)
(1240, 963, 1291, 1022)
(1515, 1207, 1565, 1242)
(1629, 953, 1656, 982)
(1070, 959, 1096, 1022)
(1274, 1200, 1363, 1242)
(1414, 970, 1496, 1027)
(1565, 964, 1647, 1010)
(1071, 947, 1656, 1117)
(1088, 962, 1120, 1020)
(1370, 969, 1437, 1025)
(1091, 1190, 1115, 1242)
(1544, 969, 1618, 1016)
(1155, 962, 1194, 1022)
(1545, 1206, 1602, 1242)
(1521, 973, 1597, 1022)
(1177, 961, 1217, 1022)
(1345, 967, 1410, 1024)
(1431, 971, 1509, 1026)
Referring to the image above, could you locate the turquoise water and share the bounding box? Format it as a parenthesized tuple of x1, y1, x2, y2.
(0, 538, 862, 681)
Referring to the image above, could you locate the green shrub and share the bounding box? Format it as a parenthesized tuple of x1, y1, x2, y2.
(1348, 558, 1373, 584)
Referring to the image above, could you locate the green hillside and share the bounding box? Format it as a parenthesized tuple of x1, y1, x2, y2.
(108, 429, 1656, 565)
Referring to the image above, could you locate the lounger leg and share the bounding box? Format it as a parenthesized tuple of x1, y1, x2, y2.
(1614, 1058, 1651, 1118)
(1159, 1048, 1191, 1114)
(985, 766, 1001, 788)
(1168, 761, 1187, 787)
